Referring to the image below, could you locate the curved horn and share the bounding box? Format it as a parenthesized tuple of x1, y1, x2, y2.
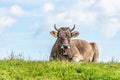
(70, 24, 75, 31)
(54, 24, 58, 31)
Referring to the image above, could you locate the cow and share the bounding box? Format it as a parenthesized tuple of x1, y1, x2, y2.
(49, 24, 99, 62)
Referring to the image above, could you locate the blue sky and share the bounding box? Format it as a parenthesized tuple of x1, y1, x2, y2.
(0, 0, 120, 61)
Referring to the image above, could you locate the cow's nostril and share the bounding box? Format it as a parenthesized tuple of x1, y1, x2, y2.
(63, 45, 68, 49)
(61, 44, 70, 49)
(62, 44, 69, 49)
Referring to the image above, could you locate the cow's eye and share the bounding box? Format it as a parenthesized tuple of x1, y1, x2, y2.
(69, 36, 71, 38)
(57, 35, 60, 38)
(68, 35, 71, 38)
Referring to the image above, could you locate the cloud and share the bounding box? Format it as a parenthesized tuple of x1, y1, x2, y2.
(1, 0, 120, 39)
(102, 18, 120, 39)
(43, 3, 54, 13)
(0, 5, 29, 17)
(46, 12, 71, 24)
(0, 5, 26, 32)
(46, 11, 97, 27)
(0, 16, 16, 32)
(97, 0, 120, 39)
(45, 0, 97, 27)
(0, 0, 45, 5)
(0, 8, 9, 16)
(97, 0, 120, 16)
(0, 7, 16, 33)
(10, 5, 28, 16)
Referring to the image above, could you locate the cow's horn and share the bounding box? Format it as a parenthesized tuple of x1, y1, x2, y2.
(70, 24, 75, 31)
(54, 24, 58, 31)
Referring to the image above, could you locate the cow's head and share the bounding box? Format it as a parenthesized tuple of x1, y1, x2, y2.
(50, 24, 79, 55)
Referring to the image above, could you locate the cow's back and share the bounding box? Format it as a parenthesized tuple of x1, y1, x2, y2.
(71, 39, 94, 61)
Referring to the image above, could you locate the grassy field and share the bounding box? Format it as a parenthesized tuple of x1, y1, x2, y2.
(0, 60, 120, 80)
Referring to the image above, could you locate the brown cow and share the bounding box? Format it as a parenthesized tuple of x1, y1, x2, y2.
(49, 25, 99, 62)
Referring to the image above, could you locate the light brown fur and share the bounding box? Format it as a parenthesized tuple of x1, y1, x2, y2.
(50, 26, 99, 62)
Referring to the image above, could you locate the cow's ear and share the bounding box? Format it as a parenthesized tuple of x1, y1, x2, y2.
(71, 31, 79, 38)
(50, 31, 57, 38)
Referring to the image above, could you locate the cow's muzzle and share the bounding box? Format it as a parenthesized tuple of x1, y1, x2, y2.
(62, 50, 68, 56)
(61, 44, 70, 49)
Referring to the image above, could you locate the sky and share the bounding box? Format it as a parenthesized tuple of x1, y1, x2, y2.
(0, 0, 120, 61)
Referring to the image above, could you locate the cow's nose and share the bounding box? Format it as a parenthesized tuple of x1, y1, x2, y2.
(62, 44, 69, 49)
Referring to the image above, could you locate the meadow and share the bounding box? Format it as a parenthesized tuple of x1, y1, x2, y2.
(0, 58, 120, 80)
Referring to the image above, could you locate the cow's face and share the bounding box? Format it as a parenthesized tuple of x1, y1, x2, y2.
(57, 27, 71, 49)
(50, 25, 79, 50)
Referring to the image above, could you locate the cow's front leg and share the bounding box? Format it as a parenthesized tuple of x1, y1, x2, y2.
(72, 55, 83, 62)
(49, 52, 57, 61)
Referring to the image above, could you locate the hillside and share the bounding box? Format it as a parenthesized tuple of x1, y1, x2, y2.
(0, 60, 120, 80)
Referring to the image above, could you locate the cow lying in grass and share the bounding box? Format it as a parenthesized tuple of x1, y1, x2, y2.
(49, 25, 99, 62)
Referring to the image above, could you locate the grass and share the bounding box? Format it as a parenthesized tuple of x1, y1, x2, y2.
(0, 59, 120, 80)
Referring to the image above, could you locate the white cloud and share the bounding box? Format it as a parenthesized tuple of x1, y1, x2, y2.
(46, 10, 97, 27)
(72, 11, 97, 25)
(45, 0, 97, 26)
(0, 0, 45, 5)
(1, 0, 120, 39)
(0, 8, 9, 16)
(0, 4, 32, 32)
(0, 5, 29, 17)
(10, 5, 28, 16)
(43, 3, 54, 13)
(97, 0, 120, 39)
(0, 5, 24, 32)
(89, 0, 96, 5)
(103, 18, 120, 39)
(46, 12, 70, 24)
(0, 16, 16, 32)
(98, 0, 120, 16)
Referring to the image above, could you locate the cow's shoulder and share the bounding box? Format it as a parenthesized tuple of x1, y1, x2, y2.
(71, 39, 92, 50)
(72, 39, 90, 46)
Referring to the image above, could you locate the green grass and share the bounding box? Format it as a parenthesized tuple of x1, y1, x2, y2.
(0, 60, 120, 80)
